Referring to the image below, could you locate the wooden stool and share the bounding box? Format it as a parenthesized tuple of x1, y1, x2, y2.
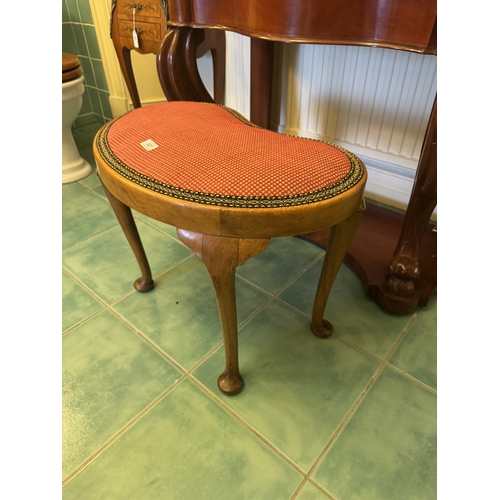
(94, 100, 366, 395)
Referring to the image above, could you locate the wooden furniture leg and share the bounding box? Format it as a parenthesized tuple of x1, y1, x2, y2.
(196, 30, 226, 104)
(114, 46, 142, 109)
(250, 38, 274, 128)
(177, 229, 269, 395)
(101, 182, 154, 292)
(311, 204, 365, 338)
(384, 97, 437, 300)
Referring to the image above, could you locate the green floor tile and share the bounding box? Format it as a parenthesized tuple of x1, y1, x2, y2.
(135, 212, 180, 239)
(91, 184, 107, 200)
(62, 182, 88, 203)
(194, 300, 380, 471)
(77, 166, 102, 190)
(62, 271, 103, 332)
(62, 190, 118, 251)
(113, 257, 270, 370)
(389, 294, 437, 389)
(278, 260, 414, 358)
(62, 379, 303, 499)
(62, 221, 192, 304)
(236, 236, 324, 295)
(62, 310, 182, 480)
(313, 367, 437, 500)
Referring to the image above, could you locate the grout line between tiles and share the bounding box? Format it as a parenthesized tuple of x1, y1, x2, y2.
(62, 377, 185, 487)
(234, 274, 277, 297)
(110, 282, 271, 377)
(108, 308, 188, 375)
(62, 223, 120, 254)
(236, 251, 325, 300)
(66, 253, 196, 318)
(62, 266, 107, 302)
(290, 477, 337, 500)
(236, 296, 275, 330)
(62, 307, 107, 337)
(91, 187, 108, 201)
(235, 275, 274, 299)
(187, 375, 308, 478)
(273, 252, 326, 297)
(382, 309, 420, 362)
(187, 340, 224, 373)
(176, 298, 275, 375)
(274, 296, 313, 321)
(327, 330, 387, 364)
(62, 270, 109, 337)
(304, 360, 385, 484)
(307, 478, 339, 499)
(299, 309, 422, 490)
(270, 298, 404, 368)
(385, 361, 437, 395)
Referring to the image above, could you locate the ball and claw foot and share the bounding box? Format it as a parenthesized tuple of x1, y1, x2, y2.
(385, 254, 420, 298)
(311, 319, 334, 339)
(218, 371, 244, 396)
(134, 277, 155, 293)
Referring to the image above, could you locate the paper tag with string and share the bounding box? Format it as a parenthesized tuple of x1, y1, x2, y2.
(132, 6, 140, 49)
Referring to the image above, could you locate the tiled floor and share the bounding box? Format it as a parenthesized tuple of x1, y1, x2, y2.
(62, 122, 437, 499)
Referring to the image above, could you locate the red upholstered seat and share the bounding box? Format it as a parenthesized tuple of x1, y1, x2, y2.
(95, 101, 364, 208)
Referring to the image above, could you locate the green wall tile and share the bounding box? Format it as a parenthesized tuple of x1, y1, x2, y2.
(62, 24, 78, 54)
(66, 0, 81, 22)
(98, 90, 113, 119)
(72, 24, 88, 56)
(79, 56, 95, 86)
(77, 0, 94, 24)
(80, 90, 92, 115)
(87, 87, 103, 115)
(83, 25, 101, 58)
(62, 0, 70, 22)
(92, 59, 108, 90)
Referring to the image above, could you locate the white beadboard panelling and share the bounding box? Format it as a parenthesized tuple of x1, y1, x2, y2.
(276, 44, 437, 169)
(210, 33, 437, 216)
(223, 32, 251, 119)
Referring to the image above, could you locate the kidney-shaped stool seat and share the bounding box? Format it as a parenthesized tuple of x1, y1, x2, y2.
(93, 101, 367, 395)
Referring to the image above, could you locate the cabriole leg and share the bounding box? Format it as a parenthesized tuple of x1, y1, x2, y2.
(311, 204, 365, 338)
(101, 182, 154, 293)
(177, 229, 269, 395)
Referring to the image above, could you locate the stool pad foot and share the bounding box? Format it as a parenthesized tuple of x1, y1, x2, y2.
(311, 319, 334, 338)
(218, 371, 244, 396)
